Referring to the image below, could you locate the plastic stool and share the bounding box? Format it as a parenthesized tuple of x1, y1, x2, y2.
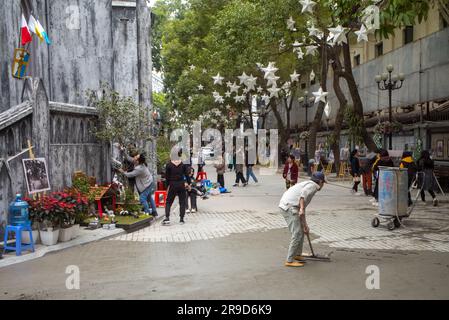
(155, 191, 167, 208)
(196, 171, 208, 181)
(3, 225, 35, 256)
(201, 179, 212, 188)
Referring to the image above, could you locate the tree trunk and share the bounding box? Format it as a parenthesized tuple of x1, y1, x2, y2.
(342, 43, 378, 152)
(308, 46, 329, 159)
(270, 100, 289, 164)
(331, 65, 347, 175)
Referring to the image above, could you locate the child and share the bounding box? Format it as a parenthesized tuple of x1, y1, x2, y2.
(186, 167, 208, 213)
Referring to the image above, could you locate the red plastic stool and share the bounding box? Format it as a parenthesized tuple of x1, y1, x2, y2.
(196, 171, 208, 181)
(155, 191, 167, 208)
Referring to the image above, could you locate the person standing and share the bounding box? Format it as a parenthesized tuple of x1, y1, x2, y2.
(400, 151, 418, 206)
(372, 149, 395, 205)
(350, 149, 361, 194)
(279, 172, 327, 267)
(119, 153, 157, 216)
(417, 150, 438, 206)
(163, 151, 191, 225)
(283, 155, 299, 189)
(234, 163, 247, 187)
(245, 149, 259, 184)
(214, 156, 226, 188)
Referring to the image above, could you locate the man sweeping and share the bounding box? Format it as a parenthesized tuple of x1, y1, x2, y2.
(279, 172, 327, 267)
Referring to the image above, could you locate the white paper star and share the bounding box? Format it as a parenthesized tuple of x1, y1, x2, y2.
(226, 105, 232, 110)
(310, 70, 316, 81)
(300, 0, 316, 13)
(290, 71, 300, 83)
(213, 73, 225, 85)
(225, 91, 232, 98)
(198, 84, 204, 91)
(189, 65, 196, 70)
(245, 75, 257, 91)
(306, 45, 318, 56)
(202, 68, 208, 74)
(328, 25, 348, 45)
(243, 88, 250, 94)
(262, 62, 279, 79)
(261, 94, 271, 105)
(214, 94, 224, 104)
(312, 87, 328, 104)
(296, 48, 305, 60)
(229, 82, 240, 94)
(257, 86, 264, 93)
(308, 25, 321, 38)
(268, 86, 281, 98)
(355, 24, 369, 43)
(238, 72, 250, 85)
(287, 17, 297, 31)
(266, 75, 280, 88)
(234, 95, 245, 103)
(324, 102, 332, 118)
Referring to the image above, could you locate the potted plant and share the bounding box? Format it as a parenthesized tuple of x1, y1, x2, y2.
(35, 195, 62, 246)
(22, 197, 41, 244)
(72, 192, 88, 239)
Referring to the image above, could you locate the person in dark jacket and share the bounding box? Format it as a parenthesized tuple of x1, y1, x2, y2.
(163, 150, 191, 225)
(350, 149, 361, 194)
(372, 149, 395, 203)
(283, 155, 299, 189)
(417, 150, 438, 206)
(400, 151, 418, 206)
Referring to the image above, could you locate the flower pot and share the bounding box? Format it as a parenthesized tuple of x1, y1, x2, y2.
(21, 230, 40, 245)
(71, 224, 80, 239)
(58, 227, 73, 242)
(40, 228, 60, 246)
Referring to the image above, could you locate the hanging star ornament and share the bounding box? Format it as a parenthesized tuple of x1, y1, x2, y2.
(310, 70, 316, 81)
(245, 75, 257, 91)
(308, 25, 321, 38)
(324, 102, 332, 119)
(262, 62, 279, 79)
(306, 45, 318, 56)
(312, 87, 328, 104)
(296, 48, 305, 60)
(225, 91, 232, 98)
(197, 84, 204, 91)
(257, 86, 264, 94)
(238, 72, 250, 85)
(328, 25, 348, 45)
(266, 75, 280, 88)
(290, 71, 300, 83)
(355, 24, 369, 43)
(229, 82, 240, 94)
(287, 17, 297, 31)
(268, 86, 281, 98)
(300, 0, 316, 13)
(213, 73, 225, 85)
(261, 94, 271, 105)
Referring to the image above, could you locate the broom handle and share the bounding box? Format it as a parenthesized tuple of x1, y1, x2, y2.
(306, 233, 315, 257)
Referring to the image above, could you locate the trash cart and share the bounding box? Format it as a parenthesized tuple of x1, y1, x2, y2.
(372, 167, 409, 230)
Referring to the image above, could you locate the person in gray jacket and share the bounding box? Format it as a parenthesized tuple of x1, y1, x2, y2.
(119, 153, 157, 216)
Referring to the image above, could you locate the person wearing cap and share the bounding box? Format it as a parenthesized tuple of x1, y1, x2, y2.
(278, 172, 326, 267)
(372, 149, 395, 205)
(400, 151, 418, 206)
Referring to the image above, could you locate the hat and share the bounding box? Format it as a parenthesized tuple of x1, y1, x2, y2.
(312, 172, 327, 184)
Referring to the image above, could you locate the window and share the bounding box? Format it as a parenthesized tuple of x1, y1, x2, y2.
(375, 42, 383, 58)
(403, 26, 414, 45)
(354, 54, 361, 66)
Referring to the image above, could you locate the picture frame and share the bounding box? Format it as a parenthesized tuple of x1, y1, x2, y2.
(22, 158, 51, 194)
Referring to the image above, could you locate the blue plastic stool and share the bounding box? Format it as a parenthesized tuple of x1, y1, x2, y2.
(3, 225, 35, 256)
(201, 180, 212, 188)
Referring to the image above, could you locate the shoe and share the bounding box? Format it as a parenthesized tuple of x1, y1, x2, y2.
(162, 218, 170, 225)
(191, 209, 197, 213)
(355, 192, 363, 196)
(243, 183, 248, 187)
(372, 202, 379, 207)
(433, 198, 438, 207)
(293, 255, 307, 262)
(285, 261, 304, 268)
(369, 198, 376, 203)
(186, 208, 191, 214)
(233, 184, 239, 187)
(179, 219, 185, 225)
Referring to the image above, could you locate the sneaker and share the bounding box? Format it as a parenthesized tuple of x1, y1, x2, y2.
(186, 208, 191, 214)
(233, 184, 239, 187)
(191, 208, 197, 213)
(162, 218, 170, 225)
(369, 198, 376, 203)
(433, 198, 439, 207)
(372, 202, 379, 207)
(293, 255, 307, 263)
(179, 219, 185, 225)
(243, 183, 248, 187)
(285, 261, 304, 268)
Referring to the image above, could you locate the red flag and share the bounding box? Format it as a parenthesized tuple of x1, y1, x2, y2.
(21, 14, 32, 46)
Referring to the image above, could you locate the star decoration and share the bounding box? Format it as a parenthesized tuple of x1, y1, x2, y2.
(234, 95, 245, 103)
(296, 48, 305, 60)
(287, 17, 297, 31)
(279, 38, 286, 51)
(267, 86, 281, 98)
(310, 70, 316, 81)
(243, 88, 250, 94)
(308, 25, 321, 38)
(225, 91, 232, 98)
(290, 71, 300, 83)
(312, 87, 328, 104)
(189, 65, 196, 70)
(324, 102, 332, 118)
(245, 75, 257, 91)
(282, 82, 291, 91)
(257, 86, 264, 93)
(198, 84, 204, 91)
(188, 96, 193, 102)
(226, 81, 233, 88)
(261, 94, 271, 105)
(213, 73, 225, 85)
(300, 0, 316, 14)
(355, 24, 369, 43)
(262, 62, 279, 79)
(202, 68, 208, 74)
(292, 41, 302, 52)
(238, 72, 250, 85)
(229, 82, 240, 94)
(266, 75, 280, 88)
(328, 25, 348, 45)
(306, 45, 318, 56)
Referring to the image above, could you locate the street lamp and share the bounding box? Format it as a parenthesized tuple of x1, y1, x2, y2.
(375, 64, 405, 150)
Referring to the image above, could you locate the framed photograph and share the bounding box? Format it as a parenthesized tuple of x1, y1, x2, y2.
(22, 158, 51, 194)
(436, 140, 444, 158)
